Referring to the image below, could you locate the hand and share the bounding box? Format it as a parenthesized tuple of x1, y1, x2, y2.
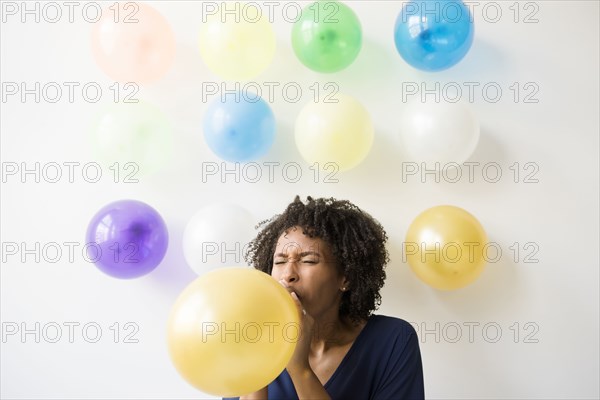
(277, 280, 332, 400)
(278, 280, 314, 374)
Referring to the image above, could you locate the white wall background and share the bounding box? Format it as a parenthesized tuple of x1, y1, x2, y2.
(1, 1, 599, 399)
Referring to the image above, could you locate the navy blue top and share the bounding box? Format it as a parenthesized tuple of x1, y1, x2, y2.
(225, 315, 424, 400)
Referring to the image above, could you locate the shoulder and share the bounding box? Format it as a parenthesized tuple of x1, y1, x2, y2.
(353, 314, 419, 355)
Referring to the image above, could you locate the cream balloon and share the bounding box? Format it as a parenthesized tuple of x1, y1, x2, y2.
(295, 94, 374, 172)
(183, 203, 255, 275)
(397, 101, 480, 167)
(91, 2, 176, 84)
(198, 2, 276, 80)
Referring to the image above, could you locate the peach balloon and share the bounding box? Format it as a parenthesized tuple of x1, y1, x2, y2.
(91, 2, 176, 84)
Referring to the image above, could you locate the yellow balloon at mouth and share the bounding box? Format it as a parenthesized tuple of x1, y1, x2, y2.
(295, 94, 374, 172)
(167, 268, 299, 397)
(404, 205, 488, 290)
(198, 2, 276, 80)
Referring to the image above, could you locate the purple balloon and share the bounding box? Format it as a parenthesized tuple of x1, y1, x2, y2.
(86, 200, 168, 279)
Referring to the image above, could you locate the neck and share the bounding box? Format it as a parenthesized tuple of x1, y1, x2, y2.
(311, 311, 362, 353)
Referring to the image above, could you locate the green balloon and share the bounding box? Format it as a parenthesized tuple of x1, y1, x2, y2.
(292, 1, 362, 73)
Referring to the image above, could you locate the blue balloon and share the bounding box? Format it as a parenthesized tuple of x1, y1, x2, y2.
(203, 93, 276, 162)
(394, 0, 474, 71)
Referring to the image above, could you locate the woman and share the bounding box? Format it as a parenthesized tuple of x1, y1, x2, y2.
(234, 196, 424, 399)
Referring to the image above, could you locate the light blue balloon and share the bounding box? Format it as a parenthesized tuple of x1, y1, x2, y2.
(203, 94, 276, 162)
(394, 0, 474, 71)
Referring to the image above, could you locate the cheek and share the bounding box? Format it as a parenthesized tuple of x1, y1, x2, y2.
(302, 269, 328, 290)
(270, 268, 281, 280)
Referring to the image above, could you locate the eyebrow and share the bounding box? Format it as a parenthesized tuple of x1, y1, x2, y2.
(274, 251, 321, 258)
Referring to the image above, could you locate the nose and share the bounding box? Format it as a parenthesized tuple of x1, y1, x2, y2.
(280, 260, 299, 284)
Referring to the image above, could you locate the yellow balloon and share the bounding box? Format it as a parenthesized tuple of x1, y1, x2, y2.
(295, 94, 374, 171)
(404, 205, 488, 290)
(198, 2, 276, 80)
(167, 268, 299, 397)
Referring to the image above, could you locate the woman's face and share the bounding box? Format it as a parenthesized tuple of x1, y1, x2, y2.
(271, 226, 347, 318)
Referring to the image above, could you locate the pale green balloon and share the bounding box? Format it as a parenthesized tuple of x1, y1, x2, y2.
(90, 101, 173, 176)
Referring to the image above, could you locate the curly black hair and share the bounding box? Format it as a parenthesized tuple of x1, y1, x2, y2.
(245, 195, 389, 323)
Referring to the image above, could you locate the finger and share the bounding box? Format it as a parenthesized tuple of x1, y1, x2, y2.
(290, 291, 300, 304)
(290, 292, 306, 316)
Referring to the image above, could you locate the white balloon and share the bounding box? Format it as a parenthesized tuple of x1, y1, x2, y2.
(397, 101, 480, 167)
(183, 203, 255, 275)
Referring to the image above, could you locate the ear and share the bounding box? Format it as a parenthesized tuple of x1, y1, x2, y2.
(340, 276, 350, 292)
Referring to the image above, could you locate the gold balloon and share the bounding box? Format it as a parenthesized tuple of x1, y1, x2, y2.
(167, 268, 299, 397)
(404, 205, 488, 290)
